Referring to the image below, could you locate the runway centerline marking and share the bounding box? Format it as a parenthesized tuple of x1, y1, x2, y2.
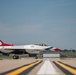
(5, 60, 41, 75)
(37, 59, 59, 75)
(55, 61, 76, 75)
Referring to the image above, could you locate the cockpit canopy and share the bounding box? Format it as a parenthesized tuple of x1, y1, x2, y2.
(35, 44, 48, 46)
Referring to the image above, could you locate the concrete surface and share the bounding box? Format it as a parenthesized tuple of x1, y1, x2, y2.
(0, 58, 76, 75)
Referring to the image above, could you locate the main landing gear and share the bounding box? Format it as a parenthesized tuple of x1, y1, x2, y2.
(13, 55, 19, 59)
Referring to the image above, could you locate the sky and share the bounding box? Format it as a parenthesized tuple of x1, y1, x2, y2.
(0, 0, 76, 49)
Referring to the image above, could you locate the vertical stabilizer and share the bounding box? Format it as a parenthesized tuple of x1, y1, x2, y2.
(0, 40, 14, 46)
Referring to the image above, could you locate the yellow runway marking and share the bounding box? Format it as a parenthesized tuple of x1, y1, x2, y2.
(55, 61, 76, 75)
(5, 60, 41, 75)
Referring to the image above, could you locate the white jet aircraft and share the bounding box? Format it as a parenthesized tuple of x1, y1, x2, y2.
(0, 40, 52, 59)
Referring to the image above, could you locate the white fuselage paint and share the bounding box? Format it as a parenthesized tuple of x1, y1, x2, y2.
(0, 44, 51, 54)
(37, 59, 59, 75)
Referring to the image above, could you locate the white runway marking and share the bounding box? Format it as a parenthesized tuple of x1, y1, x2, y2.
(37, 59, 59, 75)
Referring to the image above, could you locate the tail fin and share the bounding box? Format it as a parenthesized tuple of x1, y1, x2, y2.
(0, 40, 3, 46)
(0, 40, 14, 46)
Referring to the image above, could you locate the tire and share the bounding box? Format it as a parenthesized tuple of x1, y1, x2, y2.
(13, 55, 19, 59)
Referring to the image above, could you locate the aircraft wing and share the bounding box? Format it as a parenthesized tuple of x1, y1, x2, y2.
(45, 46, 53, 50)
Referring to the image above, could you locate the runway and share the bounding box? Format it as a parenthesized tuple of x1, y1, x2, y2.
(0, 58, 76, 75)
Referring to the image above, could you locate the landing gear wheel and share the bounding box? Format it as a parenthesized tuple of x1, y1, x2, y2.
(13, 55, 19, 59)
